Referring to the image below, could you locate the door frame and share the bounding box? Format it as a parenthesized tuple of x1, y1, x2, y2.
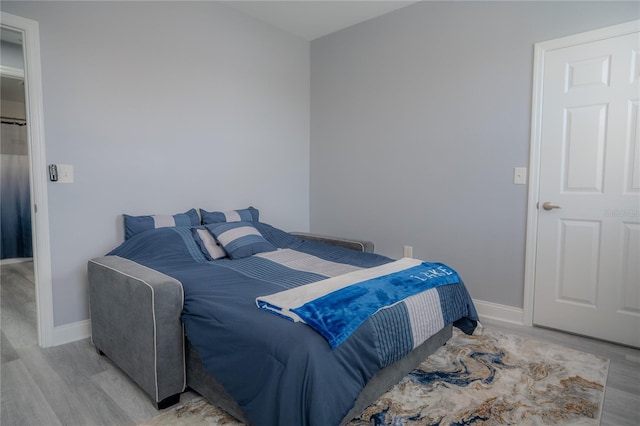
(1, 12, 54, 347)
(523, 19, 640, 327)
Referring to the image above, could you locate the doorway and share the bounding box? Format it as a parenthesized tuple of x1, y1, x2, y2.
(1, 26, 37, 349)
(0, 12, 54, 347)
(524, 20, 640, 347)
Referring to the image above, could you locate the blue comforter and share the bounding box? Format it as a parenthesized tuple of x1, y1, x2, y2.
(108, 223, 478, 426)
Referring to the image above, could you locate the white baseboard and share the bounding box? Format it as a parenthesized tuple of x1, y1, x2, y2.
(53, 319, 91, 346)
(473, 299, 524, 326)
(48, 301, 522, 347)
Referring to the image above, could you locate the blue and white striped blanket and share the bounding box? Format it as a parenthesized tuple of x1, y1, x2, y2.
(256, 254, 469, 356)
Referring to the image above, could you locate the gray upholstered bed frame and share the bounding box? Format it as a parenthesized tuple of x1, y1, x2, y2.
(88, 232, 452, 424)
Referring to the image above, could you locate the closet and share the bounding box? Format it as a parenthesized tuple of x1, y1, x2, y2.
(1, 109, 31, 260)
(1, 27, 37, 348)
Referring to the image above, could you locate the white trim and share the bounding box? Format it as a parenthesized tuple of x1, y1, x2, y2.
(53, 319, 91, 346)
(1, 12, 54, 348)
(473, 299, 524, 326)
(0, 65, 24, 79)
(537, 20, 640, 52)
(181, 323, 186, 394)
(524, 19, 640, 327)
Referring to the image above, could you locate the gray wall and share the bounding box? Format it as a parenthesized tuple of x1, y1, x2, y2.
(3, 0, 637, 328)
(310, 1, 639, 308)
(1, 1, 310, 326)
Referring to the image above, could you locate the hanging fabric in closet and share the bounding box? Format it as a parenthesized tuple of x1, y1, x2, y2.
(1, 121, 32, 259)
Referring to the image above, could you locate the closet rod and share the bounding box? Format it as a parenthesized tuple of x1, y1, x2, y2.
(0, 116, 27, 126)
(0, 116, 26, 122)
(1, 118, 27, 126)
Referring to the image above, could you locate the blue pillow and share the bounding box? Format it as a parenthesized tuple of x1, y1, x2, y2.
(206, 222, 275, 259)
(123, 208, 200, 240)
(200, 206, 259, 224)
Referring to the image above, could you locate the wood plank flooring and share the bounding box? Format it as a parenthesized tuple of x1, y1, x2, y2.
(1, 261, 639, 425)
(1, 261, 37, 350)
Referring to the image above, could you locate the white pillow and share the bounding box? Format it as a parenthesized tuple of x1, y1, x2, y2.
(196, 228, 226, 260)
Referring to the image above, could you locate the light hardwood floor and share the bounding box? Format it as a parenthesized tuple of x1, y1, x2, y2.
(1, 261, 639, 425)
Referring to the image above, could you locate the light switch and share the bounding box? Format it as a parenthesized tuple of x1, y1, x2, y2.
(57, 164, 74, 183)
(513, 167, 527, 185)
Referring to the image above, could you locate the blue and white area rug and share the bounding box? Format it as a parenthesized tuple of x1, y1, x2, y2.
(140, 327, 609, 426)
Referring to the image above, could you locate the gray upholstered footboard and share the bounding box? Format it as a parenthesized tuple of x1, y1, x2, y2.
(88, 256, 186, 408)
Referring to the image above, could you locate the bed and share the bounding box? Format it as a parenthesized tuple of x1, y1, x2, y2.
(88, 209, 478, 426)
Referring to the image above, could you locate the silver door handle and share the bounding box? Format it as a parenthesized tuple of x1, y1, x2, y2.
(542, 201, 561, 211)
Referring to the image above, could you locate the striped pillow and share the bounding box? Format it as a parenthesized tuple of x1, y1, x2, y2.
(123, 209, 200, 240)
(207, 222, 275, 259)
(200, 207, 259, 224)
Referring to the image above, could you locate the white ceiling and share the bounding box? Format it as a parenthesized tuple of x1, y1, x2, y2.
(222, 0, 418, 41)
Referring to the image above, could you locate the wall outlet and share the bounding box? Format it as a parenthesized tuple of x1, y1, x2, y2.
(403, 245, 413, 258)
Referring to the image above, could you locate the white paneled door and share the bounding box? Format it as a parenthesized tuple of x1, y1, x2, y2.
(533, 24, 640, 347)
